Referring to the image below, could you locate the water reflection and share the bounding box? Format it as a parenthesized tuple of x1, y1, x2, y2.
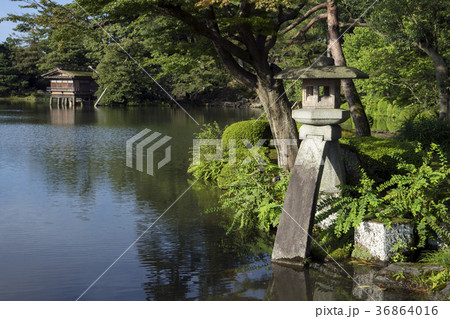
(265, 262, 427, 301)
(266, 263, 357, 301)
(50, 109, 76, 125)
(266, 264, 313, 300)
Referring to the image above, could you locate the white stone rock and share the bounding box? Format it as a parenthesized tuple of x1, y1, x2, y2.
(355, 220, 414, 261)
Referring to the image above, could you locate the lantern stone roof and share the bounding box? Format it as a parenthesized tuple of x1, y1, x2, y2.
(274, 56, 369, 80)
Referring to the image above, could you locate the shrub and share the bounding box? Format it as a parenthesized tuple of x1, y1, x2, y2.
(317, 144, 450, 248)
(222, 120, 272, 149)
(188, 121, 227, 182)
(340, 136, 423, 181)
(217, 159, 290, 233)
(188, 121, 272, 184)
(189, 121, 287, 233)
(397, 116, 450, 151)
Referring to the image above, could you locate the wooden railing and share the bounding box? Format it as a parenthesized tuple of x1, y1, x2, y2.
(47, 87, 97, 93)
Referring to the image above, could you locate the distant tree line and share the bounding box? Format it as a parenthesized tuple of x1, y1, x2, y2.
(0, 1, 447, 145)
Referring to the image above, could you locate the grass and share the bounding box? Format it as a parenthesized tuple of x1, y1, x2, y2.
(351, 245, 374, 261)
(415, 249, 450, 294)
(0, 94, 48, 102)
(421, 249, 450, 268)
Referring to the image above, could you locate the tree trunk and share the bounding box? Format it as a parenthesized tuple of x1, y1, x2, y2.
(212, 40, 299, 170)
(158, 3, 300, 169)
(418, 44, 449, 119)
(255, 78, 299, 171)
(327, 1, 371, 136)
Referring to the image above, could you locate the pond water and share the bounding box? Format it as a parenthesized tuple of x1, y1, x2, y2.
(0, 101, 422, 301)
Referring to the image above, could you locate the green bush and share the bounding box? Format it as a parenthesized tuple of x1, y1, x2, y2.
(397, 116, 450, 151)
(317, 144, 450, 248)
(340, 136, 423, 181)
(222, 120, 272, 149)
(189, 121, 287, 233)
(217, 159, 290, 233)
(188, 121, 227, 182)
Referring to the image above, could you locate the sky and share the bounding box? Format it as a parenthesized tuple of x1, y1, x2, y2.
(0, 0, 72, 42)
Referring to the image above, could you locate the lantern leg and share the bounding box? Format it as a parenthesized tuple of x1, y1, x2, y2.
(272, 136, 328, 262)
(319, 140, 346, 194)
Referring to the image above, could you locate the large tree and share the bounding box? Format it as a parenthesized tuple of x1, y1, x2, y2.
(75, 0, 344, 170)
(6, 0, 377, 163)
(342, 27, 437, 116)
(0, 43, 22, 96)
(326, 0, 371, 136)
(367, 0, 449, 119)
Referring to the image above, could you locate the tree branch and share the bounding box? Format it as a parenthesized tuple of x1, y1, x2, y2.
(339, 22, 369, 28)
(289, 13, 327, 45)
(214, 43, 257, 88)
(278, 3, 306, 26)
(157, 4, 251, 64)
(265, 34, 277, 54)
(281, 2, 327, 34)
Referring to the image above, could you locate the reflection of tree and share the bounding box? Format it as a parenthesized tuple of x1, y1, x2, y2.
(133, 187, 275, 300)
(29, 103, 280, 299)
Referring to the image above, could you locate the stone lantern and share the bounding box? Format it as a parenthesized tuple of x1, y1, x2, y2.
(271, 57, 368, 263)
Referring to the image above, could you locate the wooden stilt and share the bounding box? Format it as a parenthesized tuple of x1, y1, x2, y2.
(49, 97, 53, 109)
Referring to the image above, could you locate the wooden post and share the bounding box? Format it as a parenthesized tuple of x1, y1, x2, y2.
(49, 97, 53, 109)
(94, 87, 108, 108)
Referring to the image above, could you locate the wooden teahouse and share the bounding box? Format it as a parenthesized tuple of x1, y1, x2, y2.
(42, 67, 98, 109)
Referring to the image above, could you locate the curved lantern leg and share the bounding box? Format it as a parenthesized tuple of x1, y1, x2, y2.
(272, 136, 328, 262)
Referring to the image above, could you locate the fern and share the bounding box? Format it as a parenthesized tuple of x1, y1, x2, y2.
(317, 143, 450, 247)
(218, 160, 290, 233)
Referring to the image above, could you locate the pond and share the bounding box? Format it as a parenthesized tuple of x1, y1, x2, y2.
(0, 101, 422, 301)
